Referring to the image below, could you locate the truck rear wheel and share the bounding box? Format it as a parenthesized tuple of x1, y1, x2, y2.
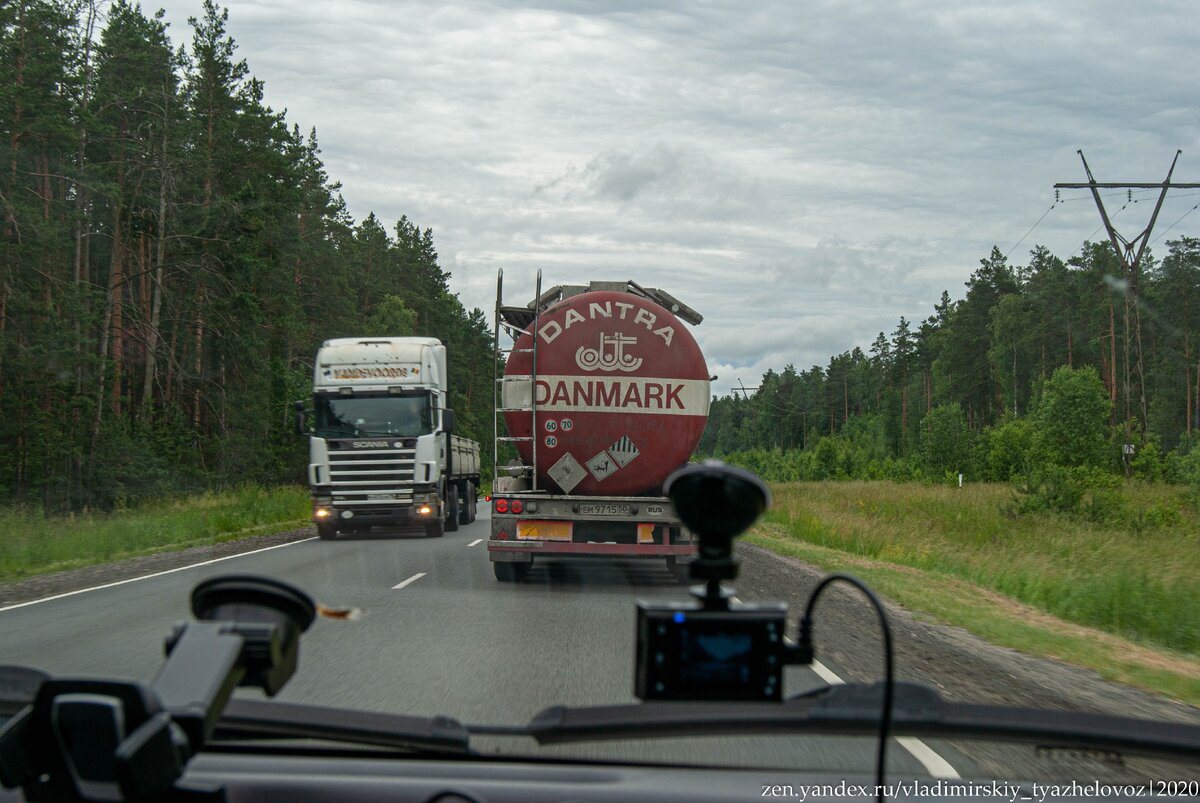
(445, 485, 460, 533)
(665, 556, 691, 583)
(458, 482, 474, 525)
(493, 560, 532, 582)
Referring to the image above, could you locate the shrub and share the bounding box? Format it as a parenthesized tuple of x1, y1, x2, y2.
(982, 417, 1034, 482)
(1029, 366, 1111, 470)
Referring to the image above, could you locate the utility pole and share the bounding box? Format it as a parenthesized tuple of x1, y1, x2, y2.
(1054, 150, 1200, 442)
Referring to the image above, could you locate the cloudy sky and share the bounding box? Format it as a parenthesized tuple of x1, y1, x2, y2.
(148, 0, 1199, 396)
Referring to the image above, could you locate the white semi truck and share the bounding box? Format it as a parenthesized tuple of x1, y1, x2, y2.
(297, 337, 481, 539)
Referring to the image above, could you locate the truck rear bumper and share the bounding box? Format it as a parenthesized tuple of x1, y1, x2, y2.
(487, 539, 695, 561)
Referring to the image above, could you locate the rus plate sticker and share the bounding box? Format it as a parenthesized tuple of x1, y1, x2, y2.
(586, 451, 619, 481)
(548, 453, 587, 493)
(608, 435, 640, 468)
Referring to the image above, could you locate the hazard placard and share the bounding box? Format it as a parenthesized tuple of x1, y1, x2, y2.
(548, 453, 587, 493)
(586, 451, 618, 481)
(608, 436, 640, 468)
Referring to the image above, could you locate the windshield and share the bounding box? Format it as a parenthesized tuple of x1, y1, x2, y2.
(313, 393, 433, 438)
(0, 0, 1197, 792)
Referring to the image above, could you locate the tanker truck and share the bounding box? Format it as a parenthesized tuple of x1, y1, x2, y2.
(488, 270, 708, 582)
(297, 337, 481, 540)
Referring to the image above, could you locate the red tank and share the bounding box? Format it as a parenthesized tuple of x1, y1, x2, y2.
(503, 290, 710, 496)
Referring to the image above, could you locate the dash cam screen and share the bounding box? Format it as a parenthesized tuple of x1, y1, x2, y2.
(635, 602, 786, 701)
(678, 625, 755, 687)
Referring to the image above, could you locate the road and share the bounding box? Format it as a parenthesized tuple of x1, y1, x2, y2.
(1, 509, 1194, 782)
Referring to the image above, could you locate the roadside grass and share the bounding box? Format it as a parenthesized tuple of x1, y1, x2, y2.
(0, 486, 311, 582)
(753, 481, 1200, 705)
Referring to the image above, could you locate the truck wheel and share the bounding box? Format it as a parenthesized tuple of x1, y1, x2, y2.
(425, 518, 444, 538)
(665, 556, 691, 583)
(493, 560, 532, 582)
(458, 482, 474, 525)
(316, 522, 337, 541)
(445, 485, 460, 533)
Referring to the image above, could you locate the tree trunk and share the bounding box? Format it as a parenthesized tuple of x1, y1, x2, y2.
(193, 304, 205, 436)
(6, 2, 25, 240)
(142, 74, 172, 420)
(1133, 297, 1149, 431)
(1107, 300, 1117, 425)
(1195, 344, 1200, 437)
(1120, 294, 1131, 425)
(0, 281, 7, 394)
(141, 173, 168, 419)
(1186, 336, 1192, 437)
(110, 202, 124, 417)
(87, 281, 116, 494)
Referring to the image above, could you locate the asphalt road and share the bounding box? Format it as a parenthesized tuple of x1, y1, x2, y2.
(8, 506, 1199, 784)
(0, 508, 972, 779)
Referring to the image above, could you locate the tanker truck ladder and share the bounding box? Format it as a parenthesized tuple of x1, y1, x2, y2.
(493, 268, 543, 493)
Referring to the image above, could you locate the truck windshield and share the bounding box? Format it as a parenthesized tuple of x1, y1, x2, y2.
(313, 393, 433, 438)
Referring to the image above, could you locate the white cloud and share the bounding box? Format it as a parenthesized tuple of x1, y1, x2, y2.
(151, 0, 1200, 401)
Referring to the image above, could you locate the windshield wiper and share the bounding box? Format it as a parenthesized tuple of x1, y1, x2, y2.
(526, 681, 1200, 761)
(0, 667, 470, 756)
(212, 698, 470, 755)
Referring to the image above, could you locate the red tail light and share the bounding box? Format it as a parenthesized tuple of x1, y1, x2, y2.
(511, 499, 524, 514)
(495, 498, 509, 514)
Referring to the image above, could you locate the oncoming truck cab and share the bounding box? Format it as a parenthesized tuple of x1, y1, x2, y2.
(300, 337, 481, 539)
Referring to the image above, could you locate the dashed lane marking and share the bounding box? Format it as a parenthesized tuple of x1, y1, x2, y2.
(391, 573, 427, 590)
(812, 659, 960, 779)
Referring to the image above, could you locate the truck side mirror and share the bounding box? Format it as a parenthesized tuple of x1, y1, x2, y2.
(293, 400, 307, 436)
(442, 409, 456, 434)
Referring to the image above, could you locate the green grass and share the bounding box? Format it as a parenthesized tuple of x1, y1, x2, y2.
(0, 485, 311, 581)
(752, 481, 1200, 704)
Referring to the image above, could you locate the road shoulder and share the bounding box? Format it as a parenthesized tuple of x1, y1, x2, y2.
(740, 543, 1200, 724)
(0, 528, 314, 608)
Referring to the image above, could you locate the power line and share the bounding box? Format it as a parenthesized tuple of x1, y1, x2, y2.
(1151, 201, 1200, 244)
(1005, 201, 1057, 259)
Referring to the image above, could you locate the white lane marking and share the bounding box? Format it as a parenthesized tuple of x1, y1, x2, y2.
(391, 572, 426, 590)
(812, 659, 960, 779)
(0, 538, 318, 614)
(811, 659, 845, 687)
(895, 736, 960, 779)
(467, 539, 482, 547)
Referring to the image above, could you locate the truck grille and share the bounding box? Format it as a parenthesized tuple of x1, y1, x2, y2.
(328, 446, 416, 506)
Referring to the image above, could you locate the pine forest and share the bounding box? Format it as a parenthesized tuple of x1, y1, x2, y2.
(3, 1, 1199, 518)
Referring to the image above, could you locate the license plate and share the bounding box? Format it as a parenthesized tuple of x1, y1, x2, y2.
(367, 493, 397, 501)
(517, 521, 572, 541)
(578, 504, 631, 516)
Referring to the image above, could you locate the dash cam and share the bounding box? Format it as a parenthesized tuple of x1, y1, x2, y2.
(635, 461, 795, 702)
(636, 600, 787, 701)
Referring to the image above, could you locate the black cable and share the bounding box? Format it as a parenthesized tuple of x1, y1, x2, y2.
(796, 574, 895, 803)
(1151, 202, 1200, 245)
(1005, 202, 1057, 259)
